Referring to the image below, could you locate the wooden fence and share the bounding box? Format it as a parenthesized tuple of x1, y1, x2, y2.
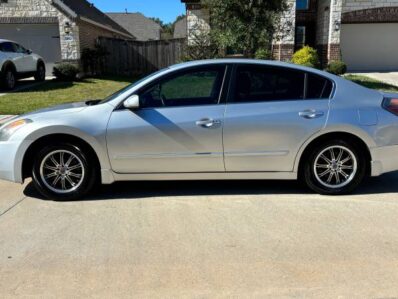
(98, 37, 186, 76)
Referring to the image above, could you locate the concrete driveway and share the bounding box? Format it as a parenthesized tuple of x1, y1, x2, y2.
(1, 175, 398, 298)
(355, 72, 398, 87)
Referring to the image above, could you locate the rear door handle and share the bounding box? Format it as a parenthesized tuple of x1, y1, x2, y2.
(299, 109, 325, 119)
(196, 118, 221, 128)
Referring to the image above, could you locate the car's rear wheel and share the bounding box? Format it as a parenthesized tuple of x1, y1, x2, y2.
(2, 69, 16, 90)
(34, 63, 46, 82)
(303, 140, 367, 195)
(32, 143, 97, 201)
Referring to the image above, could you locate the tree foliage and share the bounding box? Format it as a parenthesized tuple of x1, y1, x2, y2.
(203, 0, 288, 57)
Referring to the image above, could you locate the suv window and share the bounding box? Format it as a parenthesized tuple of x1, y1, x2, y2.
(13, 43, 27, 54)
(234, 65, 305, 102)
(139, 65, 226, 108)
(306, 73, 333, 99)
(0, 42, 16, 53)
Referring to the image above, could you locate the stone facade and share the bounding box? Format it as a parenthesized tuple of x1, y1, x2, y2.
(0, 0, 79, 60)
(0, 0, 131, 64)
(186, 3, 210, 45)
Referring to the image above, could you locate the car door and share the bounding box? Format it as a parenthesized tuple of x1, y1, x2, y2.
(223, 64, 333, 172)
(13, 43, 36, 72)
(106, 64, 229, 173)
(0, 42, 21, 71)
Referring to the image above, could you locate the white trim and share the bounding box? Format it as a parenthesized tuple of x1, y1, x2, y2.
(79, 17, 133, 39)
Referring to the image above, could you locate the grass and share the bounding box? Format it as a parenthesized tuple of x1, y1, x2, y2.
(1, 74, 398, 115)
(344, 74, 398, 93)
(0, 76, 133, 115)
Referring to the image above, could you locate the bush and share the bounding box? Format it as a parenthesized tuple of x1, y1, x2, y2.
(291, 46, 320, 68)
(53, 63, 79, 81)
(255, 48, 271, 60)
(326, 60, 347, 75)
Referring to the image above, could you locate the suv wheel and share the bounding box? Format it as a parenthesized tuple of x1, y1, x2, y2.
(34, 63, 46, 82)
(303, 140, 367, 195)
(32, 143, 98, 201)
(2, 69, 16, 90)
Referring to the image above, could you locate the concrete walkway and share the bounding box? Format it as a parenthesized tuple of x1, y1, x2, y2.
(354, 72, 398, 87)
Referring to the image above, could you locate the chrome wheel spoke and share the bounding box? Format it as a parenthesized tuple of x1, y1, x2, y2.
(329, 149, 336, 161)
(44, 164, 58, 172)
(68, 164, 82, 171)
(65, 155, 74, 167)
(68, 172, 82, 179)
(320, 154, 332, 164)
(45, 172, 58, 179)
(341, 165, 353, 170)
(316, 164, 329, 169)
(50, 156, 60, 167)
(319, 169, 331, 178)
(65, 175, 76, 187)
(336, 148, 344, 162)
(52, 175, 61, 186)
(341, 156, 352, 164)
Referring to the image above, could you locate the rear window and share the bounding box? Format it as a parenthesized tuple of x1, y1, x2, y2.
(306, 73, 333, 99)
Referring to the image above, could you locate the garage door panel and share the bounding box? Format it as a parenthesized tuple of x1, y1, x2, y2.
(0, 24, 61, 75)
(341, 23, 398, 71)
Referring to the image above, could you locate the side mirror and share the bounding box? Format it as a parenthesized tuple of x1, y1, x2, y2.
(123, 95, 140, 109)
(26, 49, 33, 55)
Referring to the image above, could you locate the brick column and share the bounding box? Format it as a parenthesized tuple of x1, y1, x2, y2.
(327, 0, 342, 62)
(272, 0, 296, 61)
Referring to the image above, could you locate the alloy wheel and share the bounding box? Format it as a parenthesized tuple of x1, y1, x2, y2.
(39, 150, 85, 194)
(313, 145, 358, 189)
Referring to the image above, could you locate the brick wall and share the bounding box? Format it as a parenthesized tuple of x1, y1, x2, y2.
(78, 20, 126, 51)
(343, 0, 398, 13)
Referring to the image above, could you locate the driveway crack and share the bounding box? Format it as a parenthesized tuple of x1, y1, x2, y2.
(0, 197, 27, 218)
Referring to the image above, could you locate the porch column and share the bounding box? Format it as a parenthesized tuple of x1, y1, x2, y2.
(185, 2, 210, 46)
(327, 0, 342, 63)
(272, 0, 296, 61)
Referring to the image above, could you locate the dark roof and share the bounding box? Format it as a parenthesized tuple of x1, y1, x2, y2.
(173, 16, 187, 39)
(53, 0, 133, 37)
(106, 13, 162, 41)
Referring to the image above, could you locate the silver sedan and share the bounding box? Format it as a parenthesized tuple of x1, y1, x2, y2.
(1, 59, 398, 200)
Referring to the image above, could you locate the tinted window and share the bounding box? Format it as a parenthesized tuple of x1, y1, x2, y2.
(140, 66, 225, 108)
(306, 73, 333, 99)
(0, 42, 15, 53)
(234, 65, 305, 102)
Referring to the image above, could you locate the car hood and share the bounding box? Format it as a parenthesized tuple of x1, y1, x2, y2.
(21, 101, 89, 119)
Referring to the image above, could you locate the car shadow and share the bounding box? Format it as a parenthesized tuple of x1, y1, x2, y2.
(23, 171, 398, 202)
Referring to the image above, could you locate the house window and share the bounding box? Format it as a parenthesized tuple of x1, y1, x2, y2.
(295, 26, 306, 49)
(296, 0, 309, 10)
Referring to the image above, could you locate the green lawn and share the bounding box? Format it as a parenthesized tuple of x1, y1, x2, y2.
(0, 77, 133, 115)
(1, 74, 398, 115)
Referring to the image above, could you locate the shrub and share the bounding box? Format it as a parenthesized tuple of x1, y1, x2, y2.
(53, 63, 79, 81)
(255, 48, 271, 60)
(326, 60, 347, 75)
(291, 46, 320, 68)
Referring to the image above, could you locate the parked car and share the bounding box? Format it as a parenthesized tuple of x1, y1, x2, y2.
(1, 59, 398, 200)
(0, 39, 46, 90)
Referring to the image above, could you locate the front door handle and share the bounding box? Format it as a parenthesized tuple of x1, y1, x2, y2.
(299, 109, 325, 119)
(196, 118, 221, 128)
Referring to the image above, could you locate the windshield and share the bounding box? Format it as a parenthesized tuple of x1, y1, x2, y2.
(100, 69, 168, 104)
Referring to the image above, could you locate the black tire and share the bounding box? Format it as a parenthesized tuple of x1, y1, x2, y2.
(302, 139, 367, 195)
(2, 68, 16, 90)
(34, 62, 46, 82)
(32, 143, 98, 201)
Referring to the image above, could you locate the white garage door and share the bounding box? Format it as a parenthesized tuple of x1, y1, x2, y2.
(341, 23, 398, 71)
(0, 24, 62, 75)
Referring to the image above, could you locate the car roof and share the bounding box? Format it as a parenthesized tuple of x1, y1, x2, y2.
(0, 39, 15, 43)
(169, 58, 342, 80)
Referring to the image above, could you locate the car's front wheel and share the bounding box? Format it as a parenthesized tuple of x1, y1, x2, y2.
(34, 63, 46, 82)
(303, 140, 367, 195)
(32, 143, 97, 200)
(2, 69, 16, 90)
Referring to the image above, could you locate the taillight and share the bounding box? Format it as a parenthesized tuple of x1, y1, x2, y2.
(383, 98, 398, 115)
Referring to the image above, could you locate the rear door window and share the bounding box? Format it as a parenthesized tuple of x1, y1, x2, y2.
(233, 65, 305, 103)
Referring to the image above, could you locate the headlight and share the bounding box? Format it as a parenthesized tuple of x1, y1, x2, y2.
(0, 119, 32, 141)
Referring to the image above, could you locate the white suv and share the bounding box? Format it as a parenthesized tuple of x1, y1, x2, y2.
(0, 39, 46, 90)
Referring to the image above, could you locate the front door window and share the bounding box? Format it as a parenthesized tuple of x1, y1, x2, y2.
(295, 26, 306, 49)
